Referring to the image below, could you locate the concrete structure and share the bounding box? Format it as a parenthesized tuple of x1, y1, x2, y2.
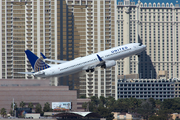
(118, 79, 177, 100)
(0, 79, 80, 113)
(117, 0, 180, 79)
(175, 80, 180, 98)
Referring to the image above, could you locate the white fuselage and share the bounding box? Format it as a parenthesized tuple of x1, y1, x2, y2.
(34, 43, 146, 77)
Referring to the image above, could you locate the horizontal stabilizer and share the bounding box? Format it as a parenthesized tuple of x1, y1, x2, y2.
(40, 52, 47, 59)
(18, 72, 34, 75)
(40, 52, 67, 64)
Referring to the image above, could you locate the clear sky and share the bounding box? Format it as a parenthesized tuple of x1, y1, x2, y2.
(117, 0, 178, 5)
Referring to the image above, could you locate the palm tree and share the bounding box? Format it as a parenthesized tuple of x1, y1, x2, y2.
(28, 102, 34, 109)
(0, 108, 6, 117)
(19, 101, 25, 108)
(35, 104, 42, 113)
(106, 96, 115, 108)
(43, 102, 51, 112)
(9, 109, 13, 116)
(82, 102, 88, 111)
(99, 96, 107, 107)
(11, 102, 17, 110)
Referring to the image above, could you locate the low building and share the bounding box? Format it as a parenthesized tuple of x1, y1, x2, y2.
(0, 79, 89, 113)
(76, 98, 91, 112)
(112, 112, 133, 120)
(117, 79, 178, 100)
(171, 113, 180, 120)
(53, 112, 103, 120)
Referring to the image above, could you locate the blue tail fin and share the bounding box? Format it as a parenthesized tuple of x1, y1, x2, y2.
(25, 50, 50, 72)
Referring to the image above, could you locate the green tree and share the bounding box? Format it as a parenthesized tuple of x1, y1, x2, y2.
(148, 98, 156, 108)
(28, 102, 34, 109)
(9, 109, 13, 116)
(153, 109, 173, 120)
(35, 103, 42, 113)
(19, 101, 25, 108)
(82, 102, 88, 111)
(136, 100, 155, 120)
(94, 106, 114, 120)
(149, 115, 167, 120)
(106, 96, 115, 109)
(88, 101, 96, 111)
(155, 99, 162, 111)
(112, 99, 129, 112)
(89, 96, 99, 111)
(162, 99, 174, 110)
(127, 97, 142, 113)
(90, 96, 99, 107)
(0, 108, 7, 117)
(11, 102, 17, 110)
(79, 95, 86, 98)
(43, 102, 51, 112)
(99, 96, 107, 107)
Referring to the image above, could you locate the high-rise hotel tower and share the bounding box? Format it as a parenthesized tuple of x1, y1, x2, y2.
(0, 0, 80, 88)
(117, 0, 180, 79)
(0, 0, 118, 98)
(65, 0, 118, 98)
(0, 0, 59, 86)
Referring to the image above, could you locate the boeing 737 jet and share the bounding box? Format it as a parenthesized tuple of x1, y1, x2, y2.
(18, 43, 146, 77)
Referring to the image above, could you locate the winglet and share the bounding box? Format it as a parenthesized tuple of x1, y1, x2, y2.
(97, 54, 103, 61)
(40, 52, 47, 59)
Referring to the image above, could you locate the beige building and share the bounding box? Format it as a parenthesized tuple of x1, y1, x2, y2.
(65, 0, 118, 99)
(0, 79, 91, 113)
(0, 0, 58, 86)
(0, 0, 80, 89)
(112, 112, 133, 120)
(0, 79, 78, 113)
(117, 0, 180, 79)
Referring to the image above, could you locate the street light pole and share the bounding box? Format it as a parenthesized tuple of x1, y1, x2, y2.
(13, 98, 14, 117)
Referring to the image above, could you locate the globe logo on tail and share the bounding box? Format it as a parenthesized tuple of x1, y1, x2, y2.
(34, 59, 50, 72)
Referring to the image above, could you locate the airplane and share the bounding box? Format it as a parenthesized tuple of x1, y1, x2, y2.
(18, 43, 146, 77)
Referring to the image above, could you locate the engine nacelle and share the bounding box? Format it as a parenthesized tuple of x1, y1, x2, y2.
(102, 60, 116, 68)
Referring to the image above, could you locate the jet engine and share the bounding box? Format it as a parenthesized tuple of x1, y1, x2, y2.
(101, 60, 116, 68)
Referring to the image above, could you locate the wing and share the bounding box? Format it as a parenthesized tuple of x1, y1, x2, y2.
(82, 54, 116, 71)
(82, 54, 105, 70)
(40, 52, 67, 64)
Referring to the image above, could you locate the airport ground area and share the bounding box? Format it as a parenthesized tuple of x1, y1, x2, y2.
(0, 79, 91, 119)
(1, 79, 180, 120)
(1, 95, 180, 120)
